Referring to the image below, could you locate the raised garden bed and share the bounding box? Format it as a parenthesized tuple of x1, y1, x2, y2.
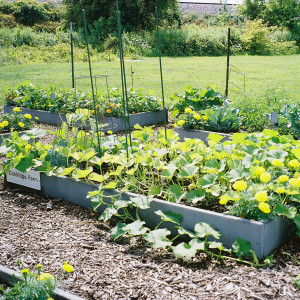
(4, 105, 168, 133)
(5, 172, 292, 259)
(0, 265, 86, 300)
(174, 127, 231, 145)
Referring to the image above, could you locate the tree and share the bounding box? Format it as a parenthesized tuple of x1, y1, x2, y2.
(63, 0, 179, 38)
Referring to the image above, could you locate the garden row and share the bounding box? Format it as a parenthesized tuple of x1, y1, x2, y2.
(1, 103, 299, 262)
(2, 82, 300, 138)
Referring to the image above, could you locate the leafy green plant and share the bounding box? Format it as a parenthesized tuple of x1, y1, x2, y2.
(88, 189, 273, 265)
(4, 82, 162, 116)
(0, 261, 74, 300)
(171, 86, 225, 116)
(1, 125, 299, 235)
(0, 110, 34, 133)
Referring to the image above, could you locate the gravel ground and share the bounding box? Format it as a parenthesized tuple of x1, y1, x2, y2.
(0, 124, 299, 299)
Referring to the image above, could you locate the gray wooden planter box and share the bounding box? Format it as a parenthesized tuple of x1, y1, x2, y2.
(175, 127, 232, 146)
(0, 265, 86, 300)
(33, 174, 292, 259)
(4, 105, 168, 133)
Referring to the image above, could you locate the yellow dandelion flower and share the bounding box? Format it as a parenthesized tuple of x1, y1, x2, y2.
(254, 167, 266, 177)
(184, 107, 192, 113)
(277, 175, 289, 183)
(177, 120, 185, 126)
(271, 159, 284, 168)
(24, 114, 32, 120)
(2, 120, 9, 127)
(233, 180, 247, 191)
(260, 172, 271, 183)
(202, 115, 208, 121)
(18, 122, 24, 128)
(194, 113, 201, 120)
(62, 262, 74, 273)
(258, 202, 271, 214)
(13, 107, 21, 112)
(255, 191, 268, 202)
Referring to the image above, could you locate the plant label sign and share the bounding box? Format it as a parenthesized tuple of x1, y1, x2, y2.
(6, 168, 41, 190)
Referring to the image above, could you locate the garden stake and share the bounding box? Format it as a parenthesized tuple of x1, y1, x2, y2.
(82, 9, 102, 156)
(225, 27, 231, 98)
(155, 7, 167, 141)
(116, 1, 132, 156)
(70, 22, 75, 89)
(117, 2, 132, 148)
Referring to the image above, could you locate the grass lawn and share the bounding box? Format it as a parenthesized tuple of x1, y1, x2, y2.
(0, 55, 299, 105)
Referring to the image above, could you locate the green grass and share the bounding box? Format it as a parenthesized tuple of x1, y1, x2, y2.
(0, 55, 299, 105)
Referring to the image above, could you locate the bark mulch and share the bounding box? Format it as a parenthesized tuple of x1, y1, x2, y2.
(0, 179, 299, 300)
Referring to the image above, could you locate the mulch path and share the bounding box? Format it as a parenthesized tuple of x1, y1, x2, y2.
(0, 123, 299, 299)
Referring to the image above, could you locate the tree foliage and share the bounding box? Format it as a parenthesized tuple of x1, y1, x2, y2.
(63, 0, 179, 38)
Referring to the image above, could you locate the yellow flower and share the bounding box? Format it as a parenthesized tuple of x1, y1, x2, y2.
(39, 273, 54, 281)
(255, 191, 268, 202)
(254, 167, 266, 177)
(177, 120, 185, 126)
(184, 107, 192, 113)
(289, 178, 300, 188)
(20, 269, 30, 275)
(36, 264, 42, 269)
(24, 114, 32, 120)
(277, 175, 289, 183)
(117, 104, 122, 108)
(106, 109, 112, 114)
(195, 125, 200, 130)
(271, 159, 284, 168)
(219, 194, 230, 205)
(13, 107, 21, 112)
(91, 110, 95, 114)
(194, 113, 201, 120)
(132, 111, 135, 114)
(35, 117, 39, 120)
(258, 202, 271, 214)
(47, 298, 54, 300)
(107, 130, 113, 135)
(2, 120, 9, 127)
(202, 115, 208, 121)
(0, 123, 3, 128)
(62, 262, 74, 273)
(233, 180, 247, 191)
(173, 123, 177, 128)
(260, 172, 271, 183)
(138, 102, 142, 106)
(109, 103, 114, 108)
(25, 144, 32, 151)
(276, 187, 285, 194)
(288, 159, 300, 169)
(294, 172, 300, 178)
(18, 122, 24, 128)
(96, 104, 100, 108)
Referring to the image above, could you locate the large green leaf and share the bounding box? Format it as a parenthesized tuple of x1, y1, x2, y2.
(122, 220, 148, 236)
(177, 226, 195, 238)
(104, 182, 117, 189)
(178, 164, 199, 178)
(73, 167, 93, 179)
(194, 222, 220, 239)
(198, 173, 218, 188)
(111, 222, 127, 240)
(161, 165, 177, 178)
(144, 228, 172, 249)
(274, 203, 297, 219)
(267, 150, 288, 159)
(232, 237, 252, 258)
(100, 206, 118, 222)
(130, 196, 152, 209)
(155, 210, 181, 224)
(172, 242, 198, 260)
(15, 154, 34, 173)
(187, 188, 206, 204)
(88, 172, 107, 183)
(57, 166, 75, 177)
(149, 185, 162, 196)
(167, 184, 187, 203)
(225, 166, 246, 182)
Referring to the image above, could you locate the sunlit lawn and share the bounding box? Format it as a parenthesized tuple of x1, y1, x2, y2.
(0, 55, 299, 105)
